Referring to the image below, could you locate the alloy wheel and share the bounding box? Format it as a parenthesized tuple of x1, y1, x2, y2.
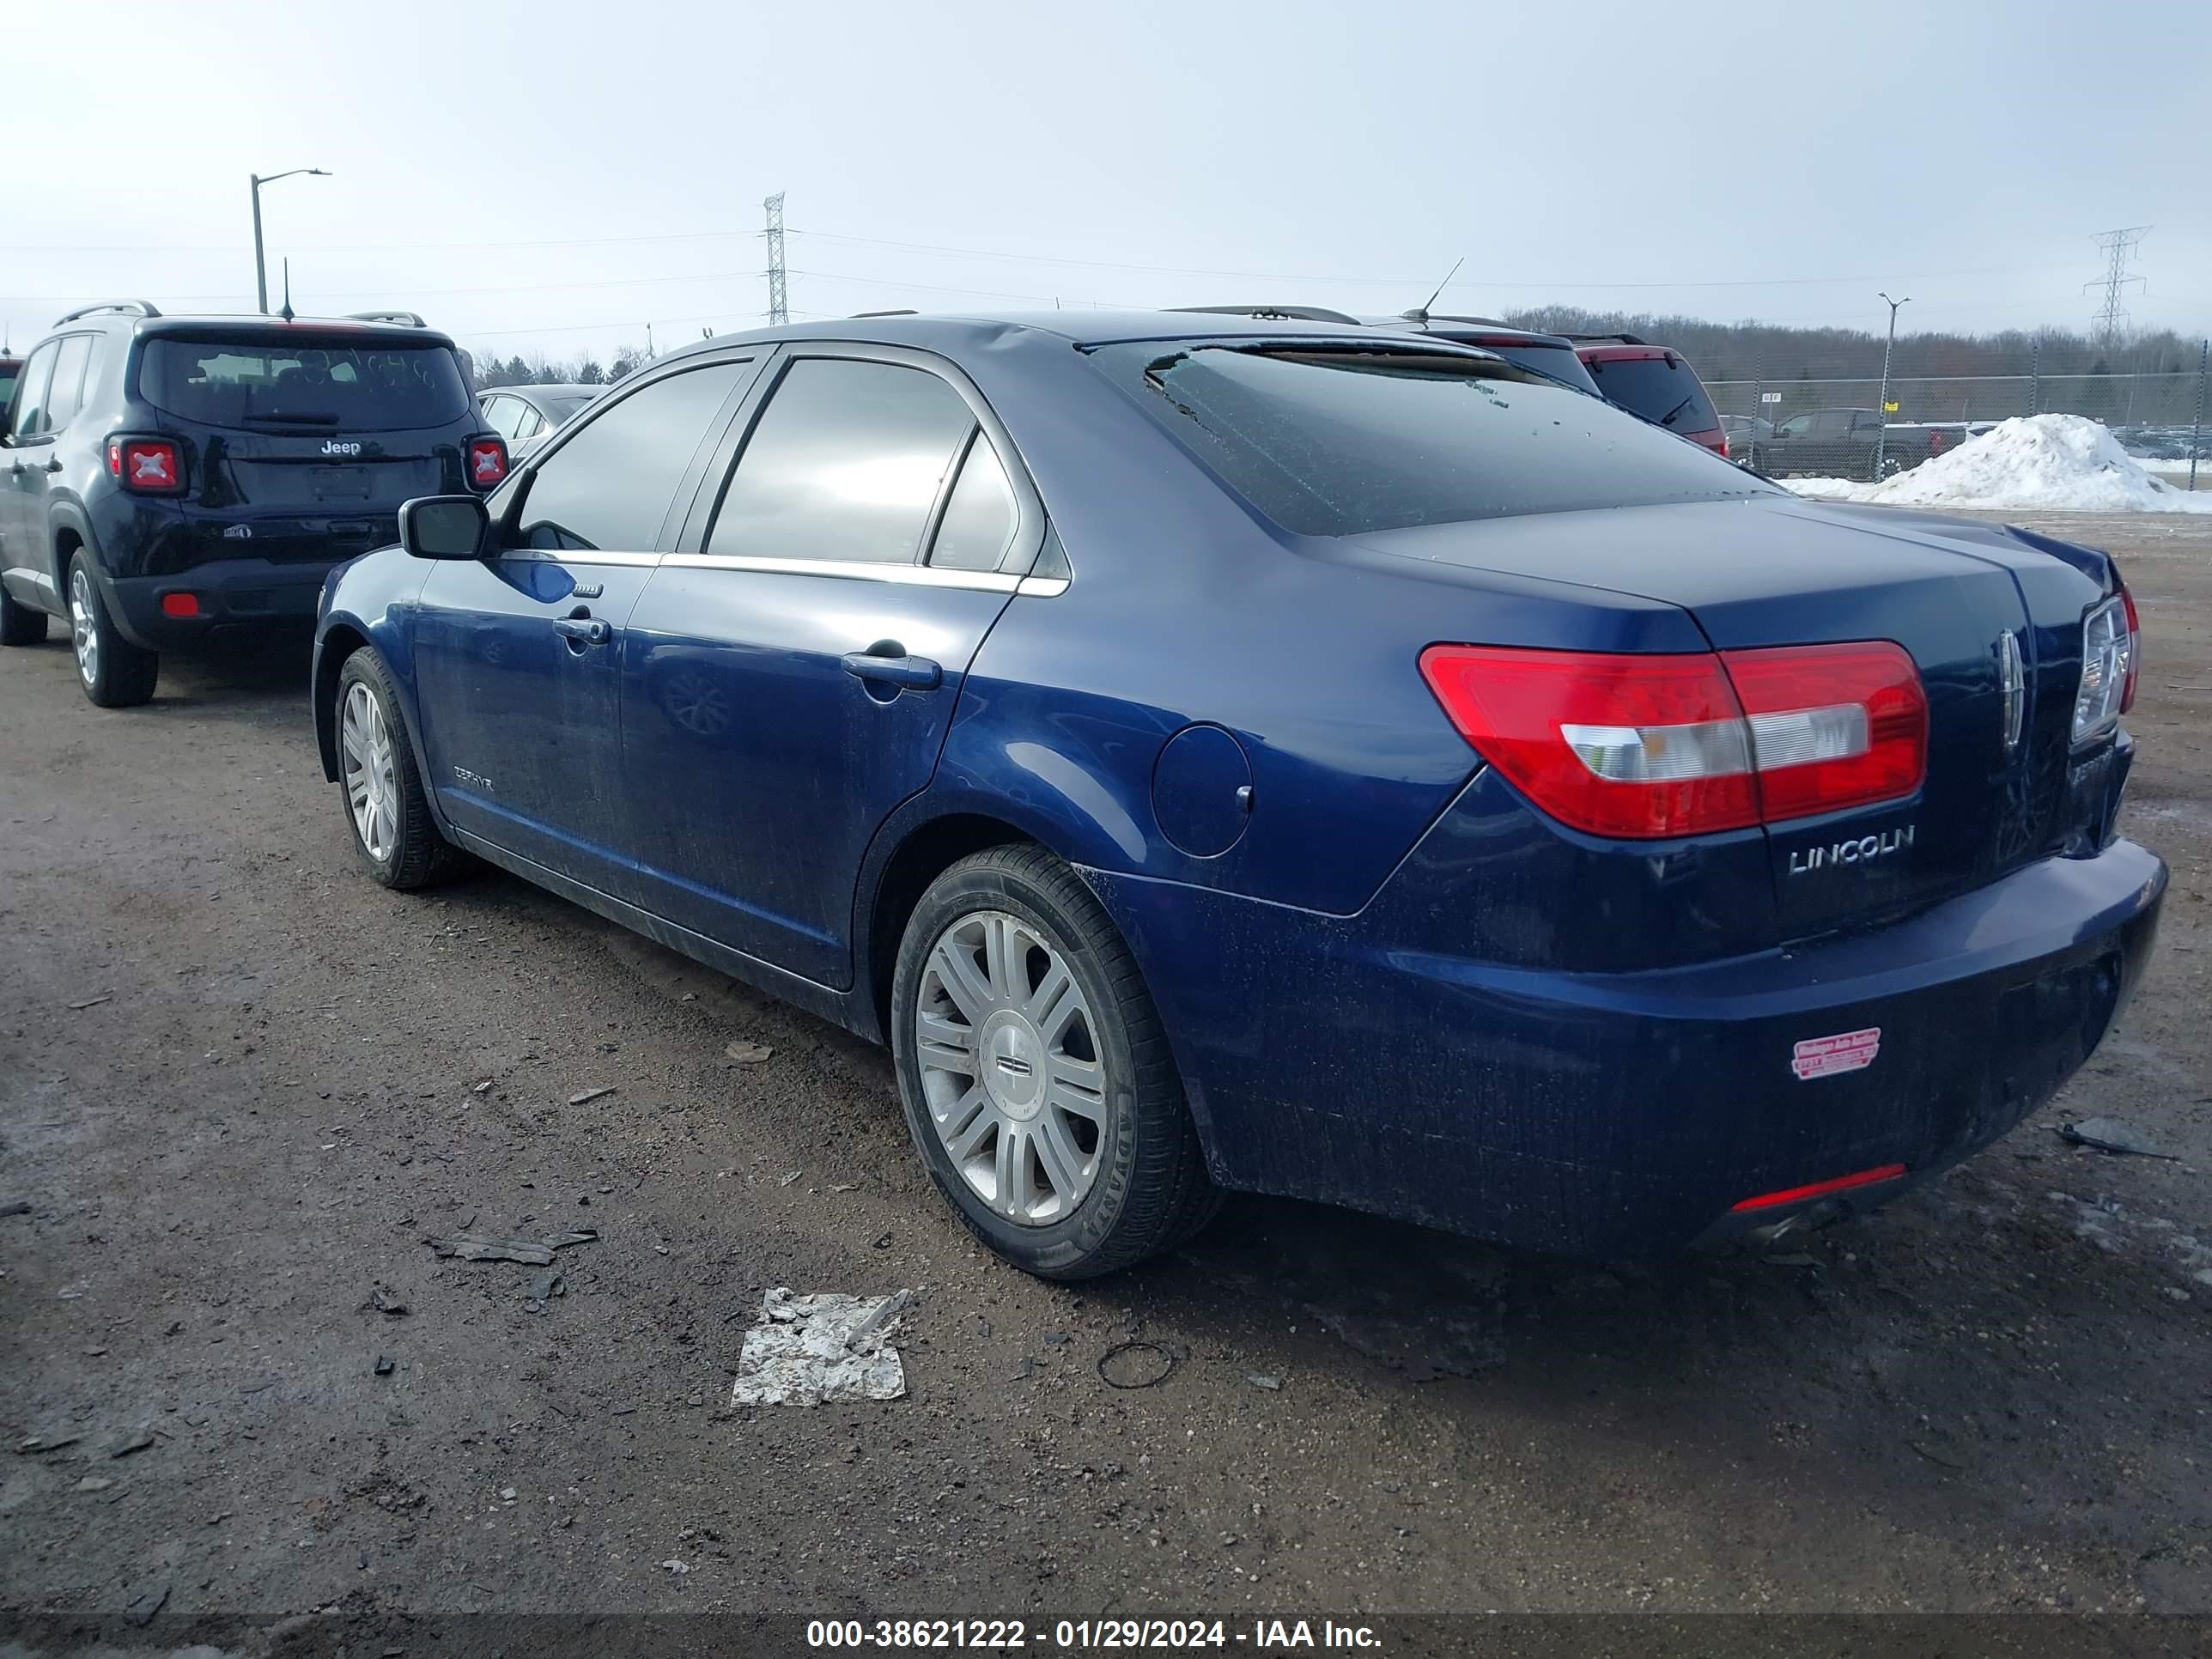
(915, 909, 1106, 1225)
(69, 568, 98, 687)
(340, 680, 400, 862)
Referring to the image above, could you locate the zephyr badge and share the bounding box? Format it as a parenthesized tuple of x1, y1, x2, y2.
(1997, 629, 2026, 756)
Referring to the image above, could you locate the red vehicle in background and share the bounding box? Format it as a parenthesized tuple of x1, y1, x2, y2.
(1571, 335, 1730, 459)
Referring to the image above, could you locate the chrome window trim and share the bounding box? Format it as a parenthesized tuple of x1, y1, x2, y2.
(660, 551, 1021, 592)
(495, 548, 664, 568)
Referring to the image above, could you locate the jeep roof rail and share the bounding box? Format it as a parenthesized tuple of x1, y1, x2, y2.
(53, 300, 163, 326)
(345, 309, 428, 327)
(1173, 304, 1365, 326)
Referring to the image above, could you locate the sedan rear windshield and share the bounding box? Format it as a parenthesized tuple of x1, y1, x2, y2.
(1098, 343, 1770, 538)
(1583, 353, 1721, 435)
(137, 337, 472, 432)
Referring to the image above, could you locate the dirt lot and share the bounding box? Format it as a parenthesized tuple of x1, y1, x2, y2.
(3, 512, 2209, 1640)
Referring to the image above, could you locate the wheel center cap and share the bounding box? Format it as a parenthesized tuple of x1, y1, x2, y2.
(980, 1010, 1045, 1120)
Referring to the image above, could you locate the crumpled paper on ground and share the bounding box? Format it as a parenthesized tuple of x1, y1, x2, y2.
(732, 1286, 911, 1407)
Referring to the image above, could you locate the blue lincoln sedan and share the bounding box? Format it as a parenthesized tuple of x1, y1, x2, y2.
(312, 311, 2163, 1279)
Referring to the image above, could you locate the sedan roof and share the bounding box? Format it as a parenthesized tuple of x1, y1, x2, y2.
(658, 307, 1461, 362)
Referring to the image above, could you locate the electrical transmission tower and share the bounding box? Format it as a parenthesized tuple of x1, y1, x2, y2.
(763, 191, 788, 327)
(2087, 225, 2149, 348)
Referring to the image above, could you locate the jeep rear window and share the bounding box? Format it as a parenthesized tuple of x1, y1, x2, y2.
(1103, 343, 1769, 537)
(137, 337, 472, 432)
(1583, 354, 1721, 435)
(1454, 340, 1601, 396)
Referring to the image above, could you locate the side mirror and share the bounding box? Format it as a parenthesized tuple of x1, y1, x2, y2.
(398, 495, 489, 561)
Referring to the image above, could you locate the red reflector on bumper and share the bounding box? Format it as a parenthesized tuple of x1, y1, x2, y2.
(1729, 1163, 1906, 1213)
(160, 592, 201, 619)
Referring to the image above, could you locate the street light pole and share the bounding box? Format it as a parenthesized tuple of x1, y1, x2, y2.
(251, 168, 330, 313)
(1874, 291, 1911, 479)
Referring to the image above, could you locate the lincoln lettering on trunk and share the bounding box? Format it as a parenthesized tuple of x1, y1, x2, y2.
(1788, 823, 1917, 876)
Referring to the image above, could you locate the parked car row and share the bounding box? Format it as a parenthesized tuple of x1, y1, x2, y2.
(1746, 409, 2001, 480)
(0, 298, 2162, 1281)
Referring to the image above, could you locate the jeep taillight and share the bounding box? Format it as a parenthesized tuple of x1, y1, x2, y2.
(1419, 641, 1928, 841)
(466, 434, 508, 490)
(108, 437, 184, 494)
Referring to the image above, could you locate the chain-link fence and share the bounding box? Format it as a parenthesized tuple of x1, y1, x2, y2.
(1700, 337, 2209, 484)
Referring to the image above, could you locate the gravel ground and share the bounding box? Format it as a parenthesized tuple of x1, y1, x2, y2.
(2, 511, 2208, 1638)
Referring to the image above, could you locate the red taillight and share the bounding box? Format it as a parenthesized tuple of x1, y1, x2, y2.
(109, 437, 183, 493)
(159, 592, 201, 619)
(1729, 1163, 1907, 1213)
(466, 434, 508, 490)
(1419, 641, 1928, 842)
(1419, 647, 1759, 838)
(2116, 573, 2140, 714)
(1721, 642, 1928, 823)
(1714, 431, 1731, 459)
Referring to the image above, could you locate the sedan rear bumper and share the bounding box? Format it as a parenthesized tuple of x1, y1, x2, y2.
(1086, 837, 2166, 1260)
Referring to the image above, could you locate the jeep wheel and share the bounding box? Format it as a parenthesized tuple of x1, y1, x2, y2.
(68, 556, 158, 707)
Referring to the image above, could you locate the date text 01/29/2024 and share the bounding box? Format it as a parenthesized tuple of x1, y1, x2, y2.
(804, 1618, 1383, 1650)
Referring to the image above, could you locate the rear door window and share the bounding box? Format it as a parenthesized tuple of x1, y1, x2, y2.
(137, 337, 474, 432)
(706, 357, 975, 564)
(45, 335, 94, 429)
(928, 432, 1019, 571)
(514, 361, 752, 553)
(1098, 343, 1767, 538)
(1584, 354, 1720, 435)
(9, 342, 58, 438)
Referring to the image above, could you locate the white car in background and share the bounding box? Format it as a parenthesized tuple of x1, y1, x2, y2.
(476, 383, 605, 462)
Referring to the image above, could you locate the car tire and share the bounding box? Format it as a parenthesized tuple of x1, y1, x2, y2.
(334, 647, 465, 890)
(67, 555, 157, 707)
(890, 843, 1217, 1280)
(0, 581, 48, 646)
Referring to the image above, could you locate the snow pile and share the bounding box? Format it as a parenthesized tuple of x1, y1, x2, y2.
(1786, 414, 2212, 513)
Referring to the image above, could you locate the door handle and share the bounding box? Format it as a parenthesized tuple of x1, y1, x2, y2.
(841, 650, 942, 690)
(552, 617, 612, 647)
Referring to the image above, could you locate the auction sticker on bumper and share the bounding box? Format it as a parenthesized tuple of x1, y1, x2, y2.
(1792, 1026, 1881, 1080)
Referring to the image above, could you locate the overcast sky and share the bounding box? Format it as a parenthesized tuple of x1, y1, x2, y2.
(6, 0, 2207, 367)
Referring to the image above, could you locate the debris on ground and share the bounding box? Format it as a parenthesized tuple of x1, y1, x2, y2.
(661, 1559, 689, 1575)
(374, 1354, 395, 1376)
(732, 1287, 913, 1407)
(126, 1583, 170, 1627)
(1097, 1340, 1179, 1390)
(471, 1079, 494, 1095)
(16, 1431, 85, 1455)
(1243, 1371, 1284, 1391)
(66, 995, 112, 1011)
(0, 1200, 31, 1218)
(725, 1042, 773, 1064)
(75, 1476, 115, 1492)
(370, 1287, 410, 1316)
(428, 1227, 605, 1265)
(568, 1086, 618, 1106)
(779, 1170, 804, 1187)
(107, 1425, 156, 1458)
(526, 1268, 565, 1301)
(2060, 1117, 2179, 1158)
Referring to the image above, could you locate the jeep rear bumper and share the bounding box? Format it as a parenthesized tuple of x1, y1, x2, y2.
(105, 558, 341, 651)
